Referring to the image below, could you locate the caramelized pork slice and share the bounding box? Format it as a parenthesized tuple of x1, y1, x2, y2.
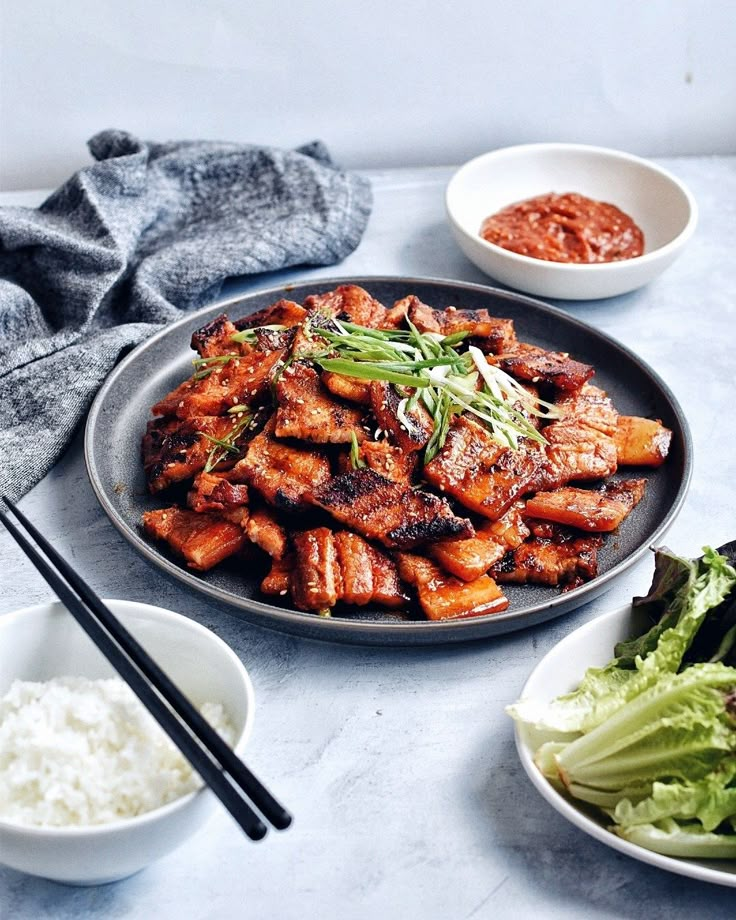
(497, 343, 594, 392)
(143, 416, 249, 493)
(532, 419, 618, 491)
(187, 471, 249, 513)
(245, 506, 288, 560)
(369, 381, 433, 452)
(190, 314, 244, 358)
(525, 479, 646, 532)
(333, 531, 408, 608)
(491, 529, 602, 586)
(404, 296, 516, 353)
(290, 528, 343, 611)
(338, 439, 418, 484)
(233, 418, 331, 512)
(380, 296, 412, 329)
(152, 347, 285, 419)
(441, 308, 516, 354)
(403, 295, 441, 333)
(308, 468, 474, 550)
(364, 547, 410, 609)
(261, 554, 293, 596)
(614, 416, 672, 467)
(274, 362, 366, 444)
(321, 371, 372, 405)
(555, 384, 618, 436)
(335, 530, 402, 607)
(423, 416, 540, 519)
(250, 326, 297, 352)
(397, 554, 509, 620)
(142, 507, 246, 571)
(285, 529, 409, 611)
(332, 531, 373, 605)
(234, 298, 308, 330)
(303, 284, 387, 328)
(429, 503, 530, 581)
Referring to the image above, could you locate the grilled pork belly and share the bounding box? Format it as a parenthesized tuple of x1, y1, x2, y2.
(190, 314, 243, 358)
(555, 384, 618, 436)
(308, 468, 474, 550)
(614, 416, 672, 467)
(337, 439, 418, 484)
(423, 416, 540, 519)
(491, 527, 602, 586)
(261, 554, 293, 596)
(525, 479, 646, 532)
(250, 326, 297, 352)
(152, 347, 285, 419)
(429, 502, 530, 581)
(233, 418, 331, 512)
(245, 506, 288, 560)
(397, 553, 509, 620)
(187, 471, 249, 514)
(334, 532, 407, 608)
(444, 309, 516, 354)
(380, 295, 413, 329)
(142, 507, 246, 570)
(140, 287, 668, 617)
(303, 284, 387, 328)
(353, 542, 407, 609)
(532, 419, 618, 491)
(286, 529, 408, 611)
(497, 343, 594, 392)
(321, 371, 373, 405)
(143, 416, 250, 493)
(274, 362, 367, 444)
(234, 299, 307, 330)
(369, 381, 433, 452)
(291, 528, 343, 610)
(402, 296, 517, 354)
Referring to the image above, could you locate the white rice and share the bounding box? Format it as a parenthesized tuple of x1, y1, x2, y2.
(0, 676, 234, 827)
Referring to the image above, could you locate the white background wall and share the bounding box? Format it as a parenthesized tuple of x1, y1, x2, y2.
(1, 0, 735, 190)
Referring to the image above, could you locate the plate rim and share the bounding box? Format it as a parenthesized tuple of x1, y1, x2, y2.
(84, 274, 693, 643)
(514, 602, 736, 887)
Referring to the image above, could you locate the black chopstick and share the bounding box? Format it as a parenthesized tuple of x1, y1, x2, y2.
(0, 497, 292, 840)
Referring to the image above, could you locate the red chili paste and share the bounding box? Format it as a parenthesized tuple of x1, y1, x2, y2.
(479, 192, 644, 263)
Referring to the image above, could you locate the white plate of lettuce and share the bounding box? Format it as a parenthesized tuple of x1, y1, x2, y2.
(510, 543, 736, 886)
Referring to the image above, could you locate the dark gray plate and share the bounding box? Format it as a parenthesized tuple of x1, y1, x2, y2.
(85, 276, 692, 645)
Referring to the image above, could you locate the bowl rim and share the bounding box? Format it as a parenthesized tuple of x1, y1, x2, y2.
(0, 598, 255, 837)
(445, 142, 698, 274)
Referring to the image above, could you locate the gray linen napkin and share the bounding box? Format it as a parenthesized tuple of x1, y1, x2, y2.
(0, 130, 372, 500)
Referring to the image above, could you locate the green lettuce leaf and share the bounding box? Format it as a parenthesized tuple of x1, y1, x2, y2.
(507, 547, 736, 733)
(613, 760, 736, 832)
(614, 818, 736, 858)
(614, 546, 697, 665)
(553, 663, 736, 795)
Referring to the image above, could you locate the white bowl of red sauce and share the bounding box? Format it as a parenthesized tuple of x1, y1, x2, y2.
(445, 143, 697, 300)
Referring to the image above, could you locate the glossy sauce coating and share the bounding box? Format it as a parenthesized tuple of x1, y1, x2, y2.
(480, 192, 644, 263)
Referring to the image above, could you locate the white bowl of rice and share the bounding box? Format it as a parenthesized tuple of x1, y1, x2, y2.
(0, 599, 255, 885)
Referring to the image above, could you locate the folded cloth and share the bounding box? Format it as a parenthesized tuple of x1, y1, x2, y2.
(0, 130, 372, 500)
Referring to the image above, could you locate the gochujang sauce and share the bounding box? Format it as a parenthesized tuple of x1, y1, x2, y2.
(480, 192, 644, 263)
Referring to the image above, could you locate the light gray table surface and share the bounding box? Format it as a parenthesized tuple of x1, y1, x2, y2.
(2, 157, 735, 919)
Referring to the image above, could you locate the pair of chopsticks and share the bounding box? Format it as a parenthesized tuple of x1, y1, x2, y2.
(0, 496, 291, 841)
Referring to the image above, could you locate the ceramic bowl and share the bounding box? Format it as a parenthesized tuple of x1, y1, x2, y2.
(0, 599, 254, 885)
(445, 143, 697, 300)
